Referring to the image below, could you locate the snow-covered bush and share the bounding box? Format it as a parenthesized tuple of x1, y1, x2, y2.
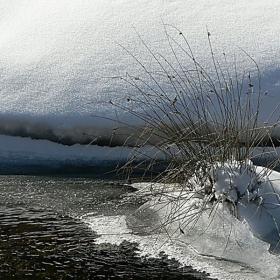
(108, 26, 280, 250)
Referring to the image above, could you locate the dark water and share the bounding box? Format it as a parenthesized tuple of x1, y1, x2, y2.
(0, 176, 211, 279)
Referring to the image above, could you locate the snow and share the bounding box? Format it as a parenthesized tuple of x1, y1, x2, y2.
(0, 1, 279, 145)
(211, 160, 260, 202)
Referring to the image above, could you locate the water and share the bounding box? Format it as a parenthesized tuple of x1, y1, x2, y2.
(0, 175, 211, 279)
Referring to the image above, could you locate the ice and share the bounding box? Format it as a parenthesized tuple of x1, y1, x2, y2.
(0, 134, 123, 160)
(82, 161, 280, 279)
(0, 133, 160, 167)
(82, 171, 280, 279)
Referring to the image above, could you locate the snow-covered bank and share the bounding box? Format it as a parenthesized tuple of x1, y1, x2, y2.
(0, 1, 279, 146)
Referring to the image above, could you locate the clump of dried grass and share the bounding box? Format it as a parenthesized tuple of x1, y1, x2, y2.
(106, 26, 280, 248)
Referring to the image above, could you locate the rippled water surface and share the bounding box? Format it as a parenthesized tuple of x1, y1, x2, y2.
(0, 176, 211, 279)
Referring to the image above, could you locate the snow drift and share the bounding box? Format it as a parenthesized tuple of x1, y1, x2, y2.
(0, 1, 279, 147)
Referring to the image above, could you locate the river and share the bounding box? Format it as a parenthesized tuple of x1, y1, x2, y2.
(0, 174, 211, 279)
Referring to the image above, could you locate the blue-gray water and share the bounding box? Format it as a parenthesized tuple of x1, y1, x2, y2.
(0, 175, 211, 279)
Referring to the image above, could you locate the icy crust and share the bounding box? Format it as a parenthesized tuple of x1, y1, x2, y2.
(82, 161, 280, 279)
(83, 214, 280, 280)
(139, 160, 280, 251)
(82, 163, 280, 280)
(125, 161, 280, 278)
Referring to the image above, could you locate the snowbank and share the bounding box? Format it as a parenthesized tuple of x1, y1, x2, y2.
(0, 1, 279, 146)
(132, 160, 280, 250)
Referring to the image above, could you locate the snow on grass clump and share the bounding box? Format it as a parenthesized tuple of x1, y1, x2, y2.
(211, 160, 258, 203)
(107, 26, 280, 265)
(129, 159, 280, 248)
(123, 161, 280, 278)
(194, 159, 280, 251)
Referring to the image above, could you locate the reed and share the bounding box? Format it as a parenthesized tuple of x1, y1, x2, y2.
(107, 25, 280, 248)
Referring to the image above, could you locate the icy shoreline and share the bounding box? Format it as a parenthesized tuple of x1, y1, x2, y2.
(84, 164, 280, 279)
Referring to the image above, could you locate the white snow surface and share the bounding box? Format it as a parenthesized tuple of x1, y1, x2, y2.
(0, 1, 279, 145)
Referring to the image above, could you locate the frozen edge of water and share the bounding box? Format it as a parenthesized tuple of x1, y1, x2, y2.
(82, 214, 280, 280)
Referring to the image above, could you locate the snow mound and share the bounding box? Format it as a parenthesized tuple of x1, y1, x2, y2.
(126, 161, 280, 276)
(139, 160, 280, 251)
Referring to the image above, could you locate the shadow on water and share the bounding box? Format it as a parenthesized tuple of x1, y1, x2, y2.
(0, 159, 167, 182)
